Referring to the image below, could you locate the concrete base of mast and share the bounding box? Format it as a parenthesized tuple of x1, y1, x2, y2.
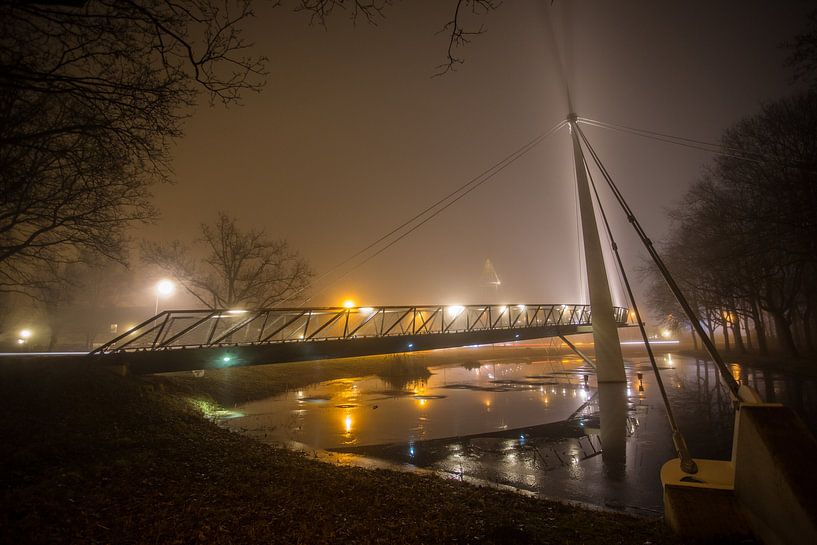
(661, 402, 817, 543)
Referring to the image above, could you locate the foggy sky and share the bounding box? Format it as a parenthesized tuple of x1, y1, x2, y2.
(140, 0, 813, 309)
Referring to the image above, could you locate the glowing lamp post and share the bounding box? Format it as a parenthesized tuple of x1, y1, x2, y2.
(17, 328, 32, 349)
(154, 279, 175, 315)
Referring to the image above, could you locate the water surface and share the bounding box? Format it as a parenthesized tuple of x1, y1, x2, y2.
(222, 348, 817, 515)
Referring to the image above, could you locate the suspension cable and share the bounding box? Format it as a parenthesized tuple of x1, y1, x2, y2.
(288, 120, 568, 305)
(578, 133, 698, 474)
(574, 123, 743, 400)
(578, 116, 817, 173)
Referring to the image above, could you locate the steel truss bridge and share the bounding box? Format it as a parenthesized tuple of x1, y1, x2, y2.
(91, 304, 630, 374)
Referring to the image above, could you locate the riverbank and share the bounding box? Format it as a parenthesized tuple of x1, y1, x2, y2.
(0, 358, 694, 544)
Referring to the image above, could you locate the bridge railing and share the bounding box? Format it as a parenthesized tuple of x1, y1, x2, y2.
(91, 304, 630, 354)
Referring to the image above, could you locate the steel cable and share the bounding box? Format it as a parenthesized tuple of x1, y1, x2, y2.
(286, 120, 568, 305)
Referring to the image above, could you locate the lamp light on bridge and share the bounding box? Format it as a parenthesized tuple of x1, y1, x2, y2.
(446, 305, 465, 317)
(342, 299, 355, 309)
(661, 329, 672, 339)
(16, 328, 32, 347)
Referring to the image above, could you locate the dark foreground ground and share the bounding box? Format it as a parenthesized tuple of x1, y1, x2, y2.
(0, 358, 699, 544)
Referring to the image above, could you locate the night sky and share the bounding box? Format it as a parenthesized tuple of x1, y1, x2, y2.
(140, 1, 813, 309)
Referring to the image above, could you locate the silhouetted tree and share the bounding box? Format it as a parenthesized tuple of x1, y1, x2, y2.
(0, 0, 499, 300)
(787, 9, 817, 90)
(0, 0, 265, 296)
(647, 92, 817, 357)
(143, 212, 312, 309)
(295, 0, 500, 75)
(28, 253, 132, 349)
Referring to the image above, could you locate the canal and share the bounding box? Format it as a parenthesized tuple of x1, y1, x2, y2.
(220, 346, 817, 515)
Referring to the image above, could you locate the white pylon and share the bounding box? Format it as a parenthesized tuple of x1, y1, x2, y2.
(568, 114, 626, 383)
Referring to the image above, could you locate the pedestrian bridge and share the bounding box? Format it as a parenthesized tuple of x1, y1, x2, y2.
(90, 304, 630, 374)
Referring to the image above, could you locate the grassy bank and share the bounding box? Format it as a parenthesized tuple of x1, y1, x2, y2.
(0, 359, 687, 544)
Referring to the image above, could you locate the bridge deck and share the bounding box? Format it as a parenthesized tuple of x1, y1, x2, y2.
(90, 304, 629, 374)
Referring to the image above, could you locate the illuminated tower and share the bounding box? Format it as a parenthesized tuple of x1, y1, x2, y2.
(568, 114, 625, 383)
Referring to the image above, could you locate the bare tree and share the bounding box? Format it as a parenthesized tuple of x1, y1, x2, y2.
(0, 1, 266, 296)
(787, 9, 817, 89)
(434, 0, 500, 76)
(1, 0, 502, 300)
(646, 92, 817, 357)
(291, 0, 501, 76)
(143, 212, 312, 309)
(27, 252, 132, 349)
(295, 0, 391, 25)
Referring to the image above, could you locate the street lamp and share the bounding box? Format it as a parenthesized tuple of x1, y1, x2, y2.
(17, 328, 32, 350)
(155, 279, 174, 314)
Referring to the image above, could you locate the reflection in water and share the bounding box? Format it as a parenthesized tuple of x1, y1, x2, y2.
(223, 351, 817, 514)
(375, 354, 431, 392)
(598, 382, 628, 480)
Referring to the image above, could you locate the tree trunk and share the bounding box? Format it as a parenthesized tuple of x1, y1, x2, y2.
(770, 309, 799, 357)
(722, 317, 731, 352)
(743, 314, 753, 351)
(766, 309, 777, 344)
(85, 331, 97, 351)
(691, 328, 700, 352)
(802, 306, 814, 353)
(731, 317, 746, 354)
(705, 316, 715, 347)
(791, 308, 805, 353)
(751, 300, 768, 355)
(48, 330, 59, 351)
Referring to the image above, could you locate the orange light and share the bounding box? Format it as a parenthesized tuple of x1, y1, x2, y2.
(342, 299, 355, 309)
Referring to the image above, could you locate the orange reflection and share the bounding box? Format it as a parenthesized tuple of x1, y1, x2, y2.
(729, 363, 742, 383)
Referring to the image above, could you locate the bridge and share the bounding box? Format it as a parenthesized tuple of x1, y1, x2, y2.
(91, 116, 632, 379)
(83, 113, 817, 542)
(90, 303, 629, 374)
